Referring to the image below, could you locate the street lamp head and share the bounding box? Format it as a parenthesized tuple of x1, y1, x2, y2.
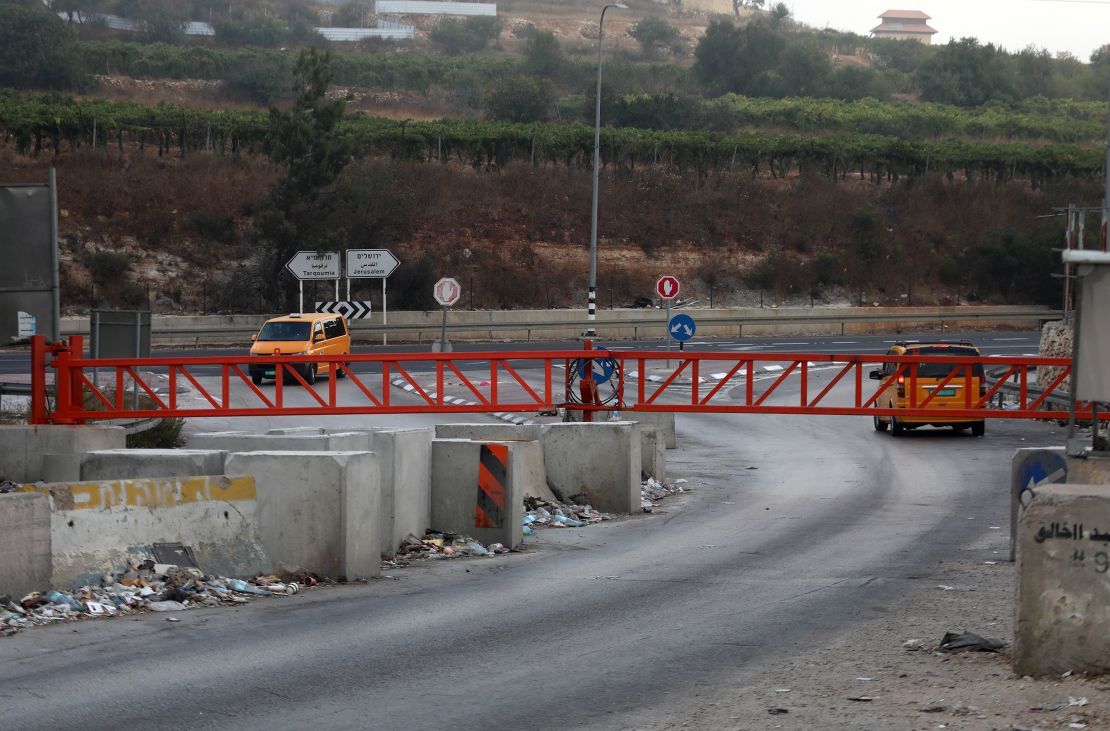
(614, 3, 628, 8)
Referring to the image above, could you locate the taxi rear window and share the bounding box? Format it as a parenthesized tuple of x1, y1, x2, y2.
(257, 321, 311, 341)
(912, 347, 983, 377)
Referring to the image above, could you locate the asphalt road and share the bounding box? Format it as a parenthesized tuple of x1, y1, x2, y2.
(0, 363, 1052, 730)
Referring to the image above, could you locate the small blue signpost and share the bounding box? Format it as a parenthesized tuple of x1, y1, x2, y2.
(668, 313, 696, 342)
(577, 357, 617, 382)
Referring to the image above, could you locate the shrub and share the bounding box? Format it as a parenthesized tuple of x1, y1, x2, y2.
(484, 75, 553, 123)
(630, 16, 680, 57)
(189, 210, 237, 243)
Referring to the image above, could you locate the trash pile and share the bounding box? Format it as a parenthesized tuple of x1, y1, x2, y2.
(641, 477, 688, 513)
(0, 561, 317, 638)
(523, 496, 613, 535)
(384, 530, 508, 568)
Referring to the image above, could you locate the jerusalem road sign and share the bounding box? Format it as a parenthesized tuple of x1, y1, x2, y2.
(285, 251, 340, 280)
(346, 249, 400, 278)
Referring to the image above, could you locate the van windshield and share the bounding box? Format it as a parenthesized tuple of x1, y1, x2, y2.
(257, 321, 311, 341)
(913, 347, 984, 377)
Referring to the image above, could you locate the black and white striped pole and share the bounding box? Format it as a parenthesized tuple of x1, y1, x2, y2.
(586, 2, 627, 338)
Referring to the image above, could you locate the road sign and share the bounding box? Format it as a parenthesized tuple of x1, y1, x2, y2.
(285, 251, 340, 280)
(669, 313, 696, 342)
(315, 300, 372, 319)
(656, 275, 680, 300)
(577, 357, 617, 381)
(346, 249, 400, 278)
(433, 277, 462, 307)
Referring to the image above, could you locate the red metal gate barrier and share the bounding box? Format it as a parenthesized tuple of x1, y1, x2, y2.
(28, 335, 1106, 424)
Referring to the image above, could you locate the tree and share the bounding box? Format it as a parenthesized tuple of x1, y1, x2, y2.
(523, 29, 564, 78)
(693, 19, 786, 96)
(54, 0, 103, 23)
(777, 42, 831, 97)
(484, 75, 553, 123)
(258, 49, 354, 310)
(915, 37, 1015, 106)
(430, 16, 501, 55)
(0, 5, 84, 90)
(214, 10, 290, 47)
(630, 16, 679, 57)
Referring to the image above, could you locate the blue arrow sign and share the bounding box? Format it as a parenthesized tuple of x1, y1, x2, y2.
(669, 313, 696, 342)
(576, 357, 617, 382)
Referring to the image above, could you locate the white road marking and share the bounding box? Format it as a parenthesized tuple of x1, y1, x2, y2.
(831, 341, 857, 344)
(763, 365, 784, 372)
(993, 337, 1032, 341)
(773, 342, 809, 346)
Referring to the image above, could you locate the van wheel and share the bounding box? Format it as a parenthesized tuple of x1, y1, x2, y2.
(251, 374, 263, 385)
(305, 364, 317, 386)
(336, 356, 348, 378)
(971, 421, 985, 437)
(873, 415, 888, 432)
(891, 416, 904, 436)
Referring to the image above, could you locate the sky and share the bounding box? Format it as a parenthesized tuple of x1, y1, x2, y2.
(782, 0, 1110, 61)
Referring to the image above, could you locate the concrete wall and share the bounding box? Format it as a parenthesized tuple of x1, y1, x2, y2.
(224, 452, 381, 580)
(436, 423, 543, 442)
(0, 425, 126, 483)
(61, 306, 1054, 346)
(81, 449, 227, 481)
(367, 428, 433, 556)
(430, 439, 527, 548)
(1015, 484, 1110, 676)
(18, 476, 267, 588)
(541, 422, 641, 514)
(0, 492, 51, 597)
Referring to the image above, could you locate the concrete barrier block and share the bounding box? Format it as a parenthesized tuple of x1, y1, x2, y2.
(1015, 484, 1110, 676)
(620, 412, 676, 449)
(0, 493, 51, 596)
(368, 429, 433, 556)
(266, 427, 325, 436)
(19, 476, 267, 588)
(327, 432, 374, 452)
(0, 425, 126, 483)
(541, 422, 641, 514)
(41, 453, 83, 483)
(637, 424, 666, 482)
(1068, 454, 1110, 486)
(436, 423, 543, 442)
(81, 449, 228, 481)
(431, 439, 525, 548)
(188, 433, 335, 452)
(225, 452, 381, 580)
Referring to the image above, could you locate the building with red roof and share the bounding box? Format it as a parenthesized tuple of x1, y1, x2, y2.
(870, 9, 938, 44)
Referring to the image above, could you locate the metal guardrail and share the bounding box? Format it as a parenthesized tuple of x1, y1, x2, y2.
(59, 308, 1062, 345)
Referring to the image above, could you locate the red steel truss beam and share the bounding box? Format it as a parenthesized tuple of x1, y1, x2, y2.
(29, 337, 1106, 424)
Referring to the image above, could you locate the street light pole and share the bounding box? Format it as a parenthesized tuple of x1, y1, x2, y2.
(586, 2, 626, 338)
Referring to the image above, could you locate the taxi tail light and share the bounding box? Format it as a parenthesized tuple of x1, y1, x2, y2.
(896, 375, 905, 398)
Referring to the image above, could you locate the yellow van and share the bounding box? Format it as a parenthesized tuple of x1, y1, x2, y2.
(248, 313, 351, 385)
(870, 341, 986, 437)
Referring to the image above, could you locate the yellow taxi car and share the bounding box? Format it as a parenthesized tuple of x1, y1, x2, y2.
(248, 313, 351, 385)
(870, 340, 986, 437)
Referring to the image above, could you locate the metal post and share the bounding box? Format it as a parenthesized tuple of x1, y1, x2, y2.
(1103, 85, 1110, 252)
(298, 280, 304, 315)
(586, 3, 626, 337)
(382, 277, 388, 346)
(1067, 272, 1083, 453)
(1065, 205, 1075, 316)
(439, 305, 448, 351)
(133, 311, 140, 410)
(48, 168, 60, 343)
